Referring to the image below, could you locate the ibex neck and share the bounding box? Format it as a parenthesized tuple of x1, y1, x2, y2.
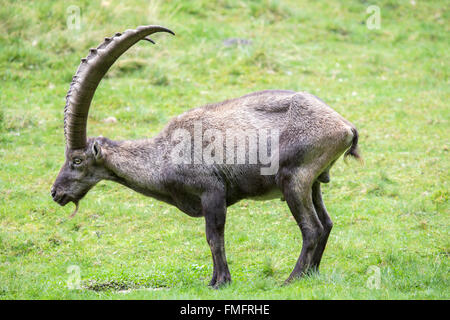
(102, 137, 172, 202)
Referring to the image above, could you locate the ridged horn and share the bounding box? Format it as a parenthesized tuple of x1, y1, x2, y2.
(64, 25, 175, 150)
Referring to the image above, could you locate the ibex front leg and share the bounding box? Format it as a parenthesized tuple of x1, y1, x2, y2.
(202, 190, 231, 288)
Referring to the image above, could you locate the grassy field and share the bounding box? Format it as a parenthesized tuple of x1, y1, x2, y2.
(0, 0, 448, 299)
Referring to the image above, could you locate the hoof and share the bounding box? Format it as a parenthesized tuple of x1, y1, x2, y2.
(282, 277, 297, 286)
(209, 277, 231, 289)
(283, 268, 318, 285)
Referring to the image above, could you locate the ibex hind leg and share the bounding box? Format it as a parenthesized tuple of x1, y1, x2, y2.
(310, 181, 333, 271)
(280, 166, 324, 284)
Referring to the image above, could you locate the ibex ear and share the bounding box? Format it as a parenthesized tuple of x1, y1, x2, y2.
(92, 140, 103, 161)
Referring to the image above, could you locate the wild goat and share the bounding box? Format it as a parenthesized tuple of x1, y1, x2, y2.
(51, 25, 360, 288)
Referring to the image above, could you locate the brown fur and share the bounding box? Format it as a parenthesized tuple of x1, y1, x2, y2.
(52, 26, 360, 288)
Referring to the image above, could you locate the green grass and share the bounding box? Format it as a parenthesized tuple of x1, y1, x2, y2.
(0, 0, 448, 299)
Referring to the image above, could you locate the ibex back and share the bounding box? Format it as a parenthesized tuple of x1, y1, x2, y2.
(51, 25, 360, 288)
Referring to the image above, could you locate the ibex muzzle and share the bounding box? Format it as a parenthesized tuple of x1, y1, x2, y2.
(51, 25, 360, 288)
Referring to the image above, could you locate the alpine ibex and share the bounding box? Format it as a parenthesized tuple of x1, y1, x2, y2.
(51, 25, 360, 288)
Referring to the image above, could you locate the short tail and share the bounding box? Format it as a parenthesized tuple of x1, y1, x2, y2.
(344, 127, 362, 161)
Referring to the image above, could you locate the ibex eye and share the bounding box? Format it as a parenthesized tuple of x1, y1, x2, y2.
(73, 158, 82, 165)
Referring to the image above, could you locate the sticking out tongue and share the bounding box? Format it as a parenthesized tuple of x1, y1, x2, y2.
(69, 201, 79, 219)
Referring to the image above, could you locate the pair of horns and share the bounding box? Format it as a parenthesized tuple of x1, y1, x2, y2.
(64, 25, 174, 150)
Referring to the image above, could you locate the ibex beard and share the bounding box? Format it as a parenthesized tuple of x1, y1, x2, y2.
(51, 25, 360, 288)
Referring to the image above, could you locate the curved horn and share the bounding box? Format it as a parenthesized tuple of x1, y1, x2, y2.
(64, 25, 175, 150)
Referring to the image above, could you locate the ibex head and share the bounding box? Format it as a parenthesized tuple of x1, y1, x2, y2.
(51, 138, 108, 208)
(51, 25, 174, 212)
